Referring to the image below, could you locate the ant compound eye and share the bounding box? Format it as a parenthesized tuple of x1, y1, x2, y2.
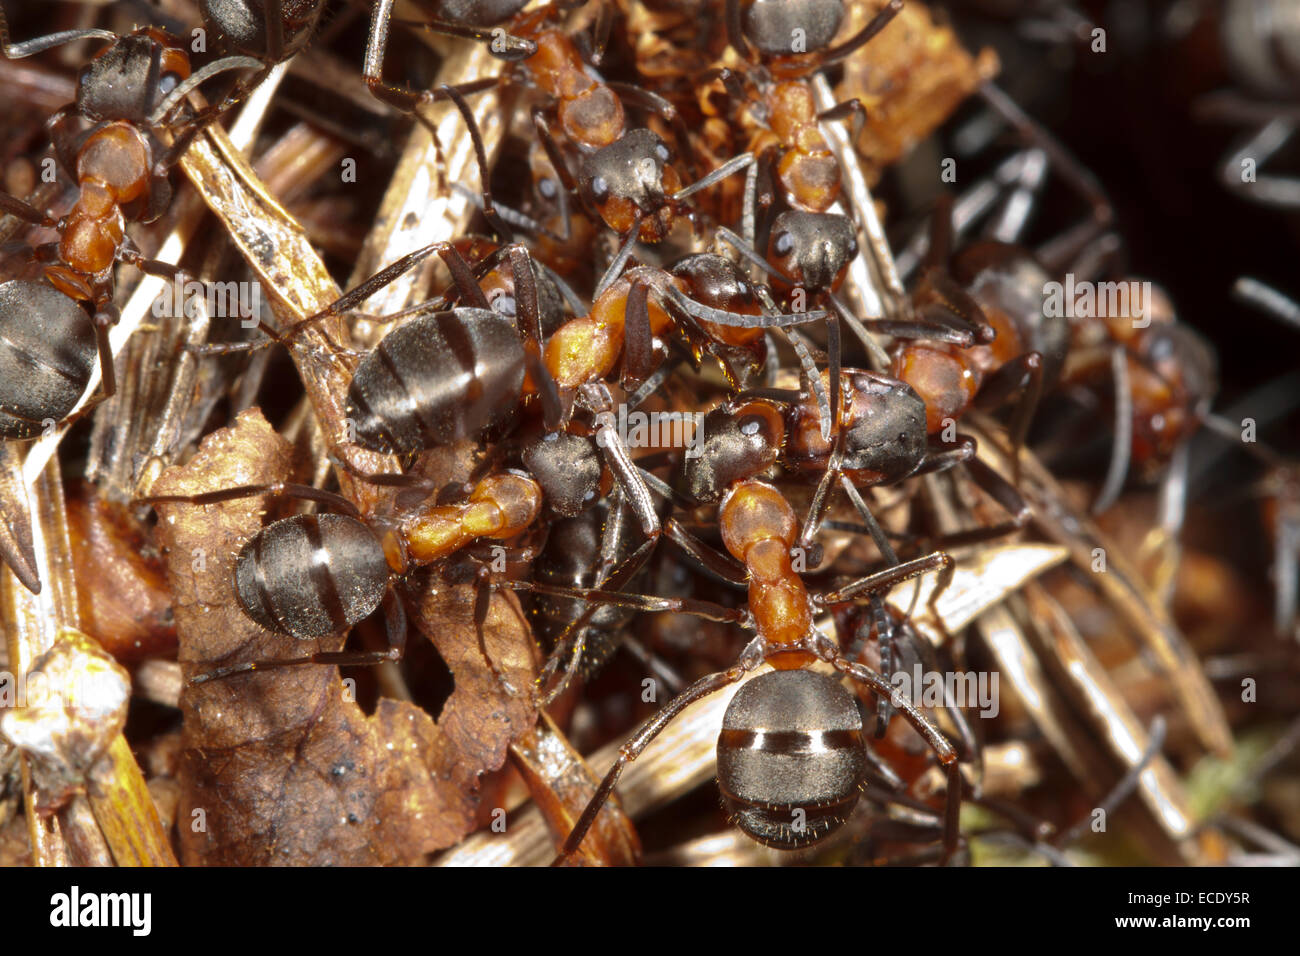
(846, 236, 858, 258)
(774, 232, 794, 257)
(590, 174, 610, 203)
(655, 142, 671, 163)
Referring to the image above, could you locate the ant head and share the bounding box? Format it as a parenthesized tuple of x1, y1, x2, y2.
(200, 0, 323, 59)
(954, 244, 1072, 385)
(767, 211, 858, 292)
(670, 253, 762, 316)
(522, 431, 604, 517)
(77, 30, 190, 124)
(674, 400, 784, 504)
(786, 371, 927, 483)
(740, 0, 846, 58)
(717, 668, 866, 849)
(580, 129, 681, 241)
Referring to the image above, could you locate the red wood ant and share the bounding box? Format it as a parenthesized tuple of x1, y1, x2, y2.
(0, 14, 265, 416)
(365, 1, 753, 245)
(511, 471, 963, 862)
(141, 467, 543, 684)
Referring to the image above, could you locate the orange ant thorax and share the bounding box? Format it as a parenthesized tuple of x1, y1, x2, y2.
(527, 30, 624, 148)
(765, 80, 839, 212)
(720, 479, 814, 666)
(543, 268, 686, 387)
(45, 121, 155, 298)
(397, 472, 542, 566)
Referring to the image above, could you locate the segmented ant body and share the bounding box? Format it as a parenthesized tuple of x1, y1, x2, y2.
(0, 16, 263, 432)
(367, 2, 753, 244)
(518, 470, 962, 859)
(143, 469, 542, 683)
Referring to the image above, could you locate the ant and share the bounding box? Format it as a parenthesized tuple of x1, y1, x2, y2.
(140, 467, 543, 685)
(511, 473, 963, 861)
(0, 12, 265, 426)
(366, 1, 753, 245)
(890, 199, 1069, 483)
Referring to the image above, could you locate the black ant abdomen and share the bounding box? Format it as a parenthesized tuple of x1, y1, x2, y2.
(0, 279, 98, 440)
(345, 308, 526, 456)
(717, 668, 868, 849)
(233, 513, 390, 640)
(199, 0, 324, 62)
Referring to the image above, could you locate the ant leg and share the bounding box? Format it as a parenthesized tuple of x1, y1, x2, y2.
(622, 278, 655, 388)
(0, 190, 55, 227)
(435, 243, 491, 309)
(821, 650, 962, 863)
(924, 194, 954, 273)
(91, 299, 119, 400)
(818, 550, 956, 627)
(0, 443, 40, 594)
(1092, 345, 1131, 514)
(263, 0, 286, 64)
(815, 0, 903, 67)
(816, 97, 866, 145)
(554, 661, 755, 864)
(593, 215, 643, 298)
(582, 383, 661, 542)
(973, 349, 1045, 482)
(440, 84, 515, 241)
(1053, 715, 1167, 850)
(915, 436, 977, 476)
(663, 518, 749, 587)
(1220, 118, 1300, 208)
(364, 0, 504, 111)
(837, 477, 901, 560)
(867, 308, 982, 346)
(723, 0, 756, 61)
(473, 562, 519, 697)
(978, 82, 1113, 229)
(329, 455, 435, 491)
(867, 596, 896, 736)
(922, 270, 996, 342)
(672, 151, 754, 202)
(954, 456, 1034, 542)
(396, 15, 536, 61)
(191, 586, 408, 685)
(139, 480, 363, 519)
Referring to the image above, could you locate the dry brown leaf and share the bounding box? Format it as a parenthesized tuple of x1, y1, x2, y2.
(149, 410, 478, 864)
(408, 564, 541, 790)
(509, 711, 640, 866)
